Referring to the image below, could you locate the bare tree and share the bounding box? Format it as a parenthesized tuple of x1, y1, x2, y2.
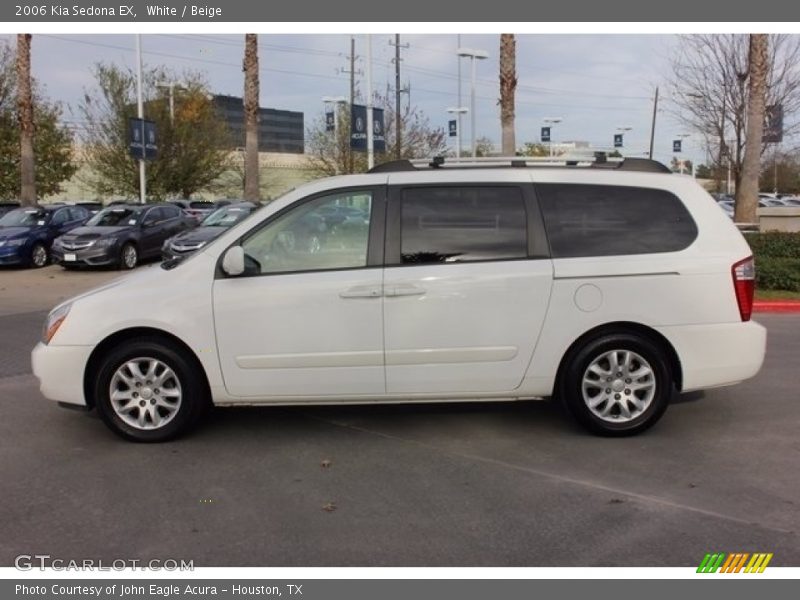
(307, 95, 447, 176)
(669, 35, 800, 194)
(499, 34, 517, 156)
(736, 35, 769, 225)
(243, 34, 260, 202)
(17, 34, 35, 206)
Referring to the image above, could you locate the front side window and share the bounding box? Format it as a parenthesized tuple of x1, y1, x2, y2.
(241, 190, 372, 275)
(399, 186, 527, 264)
(50, 209, 68, 226)
(536, 184, 698, 258)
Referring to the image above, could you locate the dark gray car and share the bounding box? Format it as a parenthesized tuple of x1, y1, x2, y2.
(162, 202, 259, 261)
(52, 204, 193, 269)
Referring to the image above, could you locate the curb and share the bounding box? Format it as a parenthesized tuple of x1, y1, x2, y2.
(753, 301, 800, 313)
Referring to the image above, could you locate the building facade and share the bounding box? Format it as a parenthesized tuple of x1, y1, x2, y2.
(213, 94, 304, 154)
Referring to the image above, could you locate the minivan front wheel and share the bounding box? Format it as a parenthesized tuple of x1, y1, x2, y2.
(93, 337, 208, 442)
(560, 333, 672, 436)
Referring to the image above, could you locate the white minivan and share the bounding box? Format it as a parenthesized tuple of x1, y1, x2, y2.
(32, 156, 766, 441)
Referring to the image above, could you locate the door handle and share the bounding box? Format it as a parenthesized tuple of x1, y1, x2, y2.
(385, 284, 426, 297)
(339, 285, 383, 299)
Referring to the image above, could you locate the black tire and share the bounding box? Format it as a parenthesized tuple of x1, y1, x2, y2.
(30, 242, 48, 268)
(119, 242, 138, 270)
(559, 333, 673, 436)
(93, 336, 210, 442)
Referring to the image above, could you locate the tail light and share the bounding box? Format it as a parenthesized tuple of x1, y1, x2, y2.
(732, 256, 755, 322)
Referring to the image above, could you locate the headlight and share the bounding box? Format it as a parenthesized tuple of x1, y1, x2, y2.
(94, 238, 116, 248)
(6, 238, 26, 247)
(42, 304, 71, 345)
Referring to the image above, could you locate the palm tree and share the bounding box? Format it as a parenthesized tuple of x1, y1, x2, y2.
(17, 33, 35, 206)
(735, 34, 768, 225)
(499, 34, 517, 156)
(243, 33, 260, 202)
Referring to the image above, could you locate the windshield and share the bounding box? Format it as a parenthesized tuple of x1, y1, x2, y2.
(0, 208, 49, 227)
(87, 207, 142, 227)
(202, 206, 252, 227)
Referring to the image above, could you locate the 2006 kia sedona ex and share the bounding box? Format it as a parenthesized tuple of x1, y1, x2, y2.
(32, 156, 767, 441)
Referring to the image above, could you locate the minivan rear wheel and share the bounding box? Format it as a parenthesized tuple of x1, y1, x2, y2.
(93, 337, 208, 442)
(560, 333, 672, 436)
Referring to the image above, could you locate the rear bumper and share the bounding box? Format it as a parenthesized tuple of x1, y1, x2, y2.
(656, 321, 767, 392)
(31, 342, 93, 406)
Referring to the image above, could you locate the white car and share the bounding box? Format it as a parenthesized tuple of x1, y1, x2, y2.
(32, 156, 766, 441)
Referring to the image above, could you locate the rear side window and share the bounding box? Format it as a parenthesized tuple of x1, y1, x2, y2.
(400, 186, 527, 264)
(162, 205, 181, 219)
(536, 184, 697, 258)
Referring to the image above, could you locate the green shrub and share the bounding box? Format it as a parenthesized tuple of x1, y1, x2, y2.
(745, 232, 800, 291)
(755, 257, 800, 292)
(745, 231, 800, 259)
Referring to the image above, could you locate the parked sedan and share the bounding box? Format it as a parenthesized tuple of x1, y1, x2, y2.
(162, 202, 259, 261)
(52, 203, 193, 270)
(0, 205, 89, 268)
(169, 199, 217, 223)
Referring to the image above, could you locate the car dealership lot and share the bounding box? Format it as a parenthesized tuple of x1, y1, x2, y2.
(0, 268, 798, 566)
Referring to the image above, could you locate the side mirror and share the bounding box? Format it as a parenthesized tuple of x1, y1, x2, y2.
(221, 246, 245, 276)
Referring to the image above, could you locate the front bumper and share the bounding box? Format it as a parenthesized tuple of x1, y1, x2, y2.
(31, 342, 93, 406)
(161, 247, 198, 261)
(52, 244, 117, 267)
(0, 246, 26, 265)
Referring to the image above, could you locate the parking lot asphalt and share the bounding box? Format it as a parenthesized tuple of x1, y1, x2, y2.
(0, 269, 798, 567)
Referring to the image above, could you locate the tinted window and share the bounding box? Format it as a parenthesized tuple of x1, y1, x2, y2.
(68, 207, 87, 221)
(537, 184, 697, 258)
(162, 205, 181, 219)
(400, 187, 527, 264)
(144, 208, 163, 223)
(51, 209, 69, 225)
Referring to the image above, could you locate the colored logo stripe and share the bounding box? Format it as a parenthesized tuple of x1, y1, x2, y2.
(697, 552, 773, 573)
(745, 553, 773, 573)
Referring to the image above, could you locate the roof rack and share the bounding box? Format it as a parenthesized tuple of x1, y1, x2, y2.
(368, 153, 671, 174)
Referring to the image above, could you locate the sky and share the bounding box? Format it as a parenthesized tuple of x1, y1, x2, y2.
(0, 33, 703, 166)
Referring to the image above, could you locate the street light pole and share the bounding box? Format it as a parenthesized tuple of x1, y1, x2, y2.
(616, 126, 632, 154)
(156, 81, 187, 124)
(544, 117, 563, 157)
(447, 107, 468, 159)
(458, 47, 489, 158)
(676, 133, 690, 174)
(648, 86, 659, 160)
(366, 34, 374, 170)
(135, 34, 146, 204)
